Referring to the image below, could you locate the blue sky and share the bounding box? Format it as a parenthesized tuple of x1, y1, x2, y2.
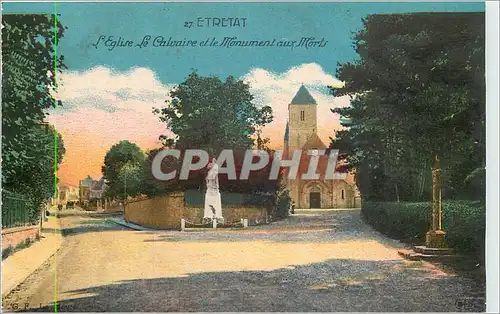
(4, 2, 485, 83)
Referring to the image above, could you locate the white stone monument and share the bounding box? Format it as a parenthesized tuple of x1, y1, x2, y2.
(203, 157, 223, 222)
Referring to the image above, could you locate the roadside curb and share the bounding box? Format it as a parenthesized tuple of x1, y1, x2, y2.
(106, 217, 154, 231)
(2, 217, 64, 297)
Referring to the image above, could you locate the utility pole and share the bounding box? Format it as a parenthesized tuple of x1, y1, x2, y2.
(124, 173, 127, 202)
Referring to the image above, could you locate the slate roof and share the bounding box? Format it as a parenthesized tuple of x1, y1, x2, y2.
(282, 151, 345, 181)
(80, 175, 94, 187)
(281, 132, 355, 183)
(301, 132, 327, 150)
(290, 85, 317, 105)
(92, 177, 106, 190)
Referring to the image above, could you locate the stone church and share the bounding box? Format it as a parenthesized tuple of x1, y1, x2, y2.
(283, 85, 361, 209)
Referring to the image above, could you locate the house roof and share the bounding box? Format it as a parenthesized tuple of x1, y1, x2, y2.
(292, 154, 342, 181)
(301, 132, 327, 150)
(91, 176, 106, 190)
(282, 149, 353, 183)
(290, 85, 317, 105)
(80, 175, 94, 186)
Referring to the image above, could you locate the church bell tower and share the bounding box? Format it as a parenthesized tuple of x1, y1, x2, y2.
(288, 85, 318, 152)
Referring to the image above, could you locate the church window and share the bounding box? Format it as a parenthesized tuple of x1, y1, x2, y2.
(300, 110, 305, 121)
(341, 189, 345, 200)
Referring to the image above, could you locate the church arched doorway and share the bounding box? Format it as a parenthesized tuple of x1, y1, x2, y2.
(309, 185, 321, 208)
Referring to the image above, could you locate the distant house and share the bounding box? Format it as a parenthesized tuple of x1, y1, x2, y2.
(58, 184, 79, 204)
(79, 175, 93, 203)
(90, 177, 107, 199)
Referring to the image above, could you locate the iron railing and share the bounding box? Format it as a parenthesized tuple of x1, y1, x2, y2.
(1, 191, 37, 228)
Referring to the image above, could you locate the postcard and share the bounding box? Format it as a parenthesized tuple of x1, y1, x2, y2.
(1, 1, 495, 312)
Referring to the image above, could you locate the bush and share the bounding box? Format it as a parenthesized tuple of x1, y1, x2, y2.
(270, 183, 291, 220)
(442, 201, 485, 254)
(362, 200, 485, 256)
(361, 202, 430, 242)
(2, 246, 14, 260)
(184, 189, 273, 207)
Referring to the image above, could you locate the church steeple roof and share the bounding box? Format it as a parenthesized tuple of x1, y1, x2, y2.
(302, 132, 327, 150)
(290, 85, 317, 105)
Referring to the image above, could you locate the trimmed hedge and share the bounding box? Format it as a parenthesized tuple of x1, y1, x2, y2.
(361, 201, 485, 255)
(184, 189, 273, 207)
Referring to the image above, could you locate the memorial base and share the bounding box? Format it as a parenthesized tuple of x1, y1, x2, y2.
(398, 230, 455, 262)
(425, 229, 447, 248)
(398, 245, 455, 261)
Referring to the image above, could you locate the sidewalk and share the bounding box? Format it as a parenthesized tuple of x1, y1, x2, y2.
(1, 216, 64, 297)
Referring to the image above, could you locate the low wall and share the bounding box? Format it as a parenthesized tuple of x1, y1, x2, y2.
(102, 205, 123, 213)
(124, 192, 184, 229)
(2, 226, 40, 250)
(185, 206, 268, 224)
(124, 192, 269, 229)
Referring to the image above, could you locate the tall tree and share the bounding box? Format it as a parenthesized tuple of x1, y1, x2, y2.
(153, 72, 273, 155)
(2, 14, 67, 221)
(331, 12, 485, 202)
(2, 14, 67, 183)
(102, 140, 146, 198)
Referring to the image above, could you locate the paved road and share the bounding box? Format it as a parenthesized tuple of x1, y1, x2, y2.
(3, 209, 485, 312)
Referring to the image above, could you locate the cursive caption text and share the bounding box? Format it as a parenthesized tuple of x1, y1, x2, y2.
(92, 35, 328, 51)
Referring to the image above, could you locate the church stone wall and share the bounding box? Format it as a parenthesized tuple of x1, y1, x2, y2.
(287, 179, 358, 209)
(289, 104, 317, 129)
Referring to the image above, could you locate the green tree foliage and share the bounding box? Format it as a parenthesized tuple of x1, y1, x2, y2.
(2, 14, 67, 220)
(3, 126, 65, 222)
(117, 163, 144, 199)
(102, 141, 146, 198)
(2, 14, 67, 181)
(153, 72, 273, 154)
(331, 12, 485, 202)
(149, 72, 276, 198)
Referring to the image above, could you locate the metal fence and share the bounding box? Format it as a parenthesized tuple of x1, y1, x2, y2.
(2, 191, 37, 228)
